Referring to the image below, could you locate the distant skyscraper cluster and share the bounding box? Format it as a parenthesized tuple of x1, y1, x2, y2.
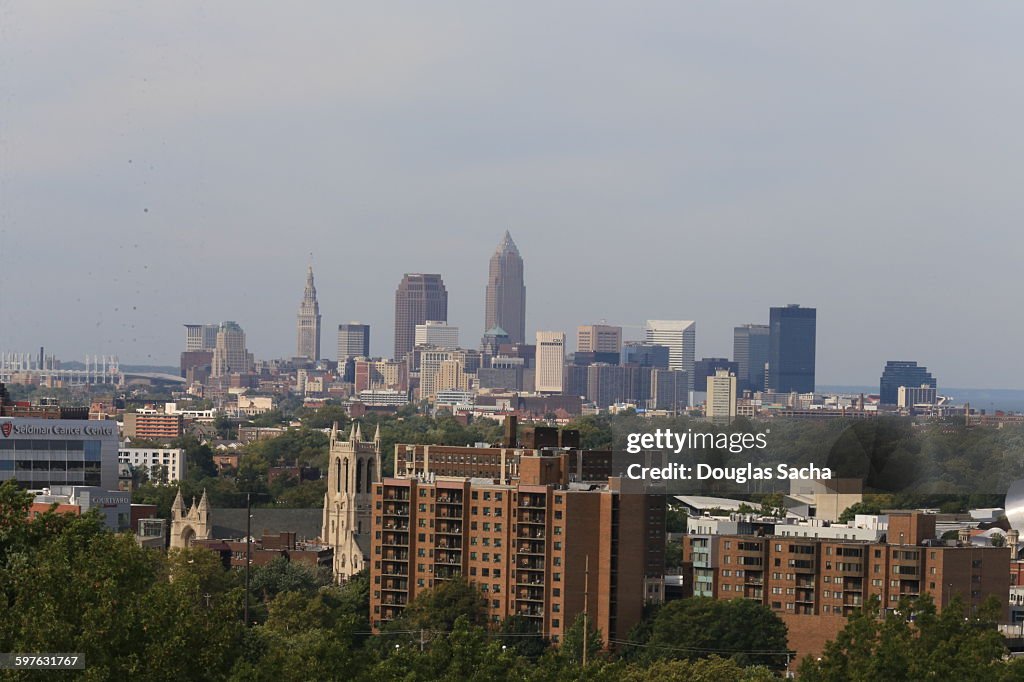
(173, 231, 833, 417)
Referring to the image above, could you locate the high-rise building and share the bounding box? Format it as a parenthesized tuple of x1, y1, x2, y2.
(706, 370, 737, 421)
(879, 361, 936, 406)
(586, 364, 627, 408)
(296, 266, 322, 361)
(184, 324, 219, 352)
(644, 320, 696, 391)
(370, 437, 665, 645)
(767, 305, 816, 394)
(414, 320, 460, 349)
(211, 321, 253, 378)
(621, 342, 670, 369)
(733, 324, 770, 393)
(650, 369, 688, 411)
(484, 232, 526, 345)
(535, 331, 566, 393)
(693, 358, 740, 392)
(394, 274, 448, 361)
(337, 323, 370, 363)
(577, 324, 622, 355)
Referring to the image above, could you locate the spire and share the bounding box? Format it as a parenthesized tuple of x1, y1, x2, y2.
(349, 422, 357, 442)
(330, 420, 339, 442)
(354, 421, 363, 443)
(373, 422, 381, 444)
(496, 230, 518, 255)
(172, 488, 185, 516)
(198, 489, 210, 511)
(303, 265, 317, 304)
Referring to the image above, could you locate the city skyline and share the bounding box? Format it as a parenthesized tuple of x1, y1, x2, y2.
(2, 4, 1023, 388)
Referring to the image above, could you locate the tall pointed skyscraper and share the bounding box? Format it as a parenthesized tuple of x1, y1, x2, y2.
(484, 231, 526, 344)
(297, 266, 322, 361)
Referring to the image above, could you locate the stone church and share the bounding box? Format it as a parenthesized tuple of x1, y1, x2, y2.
(170, 488, 211, 549)
(322, 422, 381, 582)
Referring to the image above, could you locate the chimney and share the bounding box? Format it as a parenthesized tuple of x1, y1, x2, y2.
(504, 415, 518, 448)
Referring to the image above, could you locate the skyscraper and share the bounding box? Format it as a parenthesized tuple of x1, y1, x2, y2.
(296, 266, 322, 361)
(644, 320, 696, 391)
(706, 369, 737, 421)
(184, 324, 219, 352)
(577, 324, 622, 355)
(394, 274, 448, 361)
(879, 361, 936, 406)
(733, 324, 770, 393)
(414, 320, 460, 349)
(767, 305, 816, 394)
(211, 321, 253, 378)
(484, 231, 526, 345)
(337, 323, 370, 363)
(535, 331, 565, 393)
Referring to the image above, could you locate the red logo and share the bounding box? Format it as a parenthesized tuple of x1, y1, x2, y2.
(1, 422, 11, 437)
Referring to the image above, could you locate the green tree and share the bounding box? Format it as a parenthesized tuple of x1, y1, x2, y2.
(645, 598, 789, 669)
(838, 501, 883, 524)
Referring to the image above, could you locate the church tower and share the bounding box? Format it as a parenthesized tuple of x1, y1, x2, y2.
(322, 422, 381, 582)
(170, 488, 212, 549)
(296, 265, 322, 361)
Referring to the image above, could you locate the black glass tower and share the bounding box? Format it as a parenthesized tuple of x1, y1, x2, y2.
(767, 305, 816, 393)
(879, 361, 936, 405)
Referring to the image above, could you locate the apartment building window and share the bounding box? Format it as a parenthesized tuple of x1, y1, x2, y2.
(470, 567, 477, 576)
(772, 601, 782, 609)
(484, 492, 491, 500)
(723, 584, 731, 591)
(470, 552, 477, 560)
(418, 533, 426, 542)
(495, 523, 502, 532)
(494, 554, 502, 562)
(553, 588, 560, 597)
(725, 541, 732, 549)
(493, 584, 500, 593)
(494, 569, 501, 578)
(872, 579, 882, 586)
(554, 573, 561, 582)
(472, 491, 479, 500)
(555, 511, 563, 520)
(786, 603, 794, 611)
(823, 576, 831, 583)
(823, 590, 831, 598)
(496, 493, 503, 501)
(472, 507, 478, 515)
(483, 523, 491, 531)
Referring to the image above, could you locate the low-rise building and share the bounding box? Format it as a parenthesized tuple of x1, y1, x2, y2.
(118, 446, 187, 483)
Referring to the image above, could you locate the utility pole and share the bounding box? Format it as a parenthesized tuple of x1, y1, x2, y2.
(582, 553, 589, 668)
(241, 491, 268, 627)
(420, 628, 426, 652)
(244, 491, 251, 627)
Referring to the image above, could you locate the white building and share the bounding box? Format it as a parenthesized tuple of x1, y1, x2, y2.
(644, 320, 696, 391)
(211, 321, 253, 377)
(118, 446, 187, 484)
(535, 331, 566, 393)
(415, 320, 460, 349)
(706, 369, 737, 420)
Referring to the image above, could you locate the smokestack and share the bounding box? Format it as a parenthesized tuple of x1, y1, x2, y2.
(504, 415, 518, 448)
(39, 347, 43, 370)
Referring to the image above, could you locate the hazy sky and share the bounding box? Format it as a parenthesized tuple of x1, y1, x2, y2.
(1, 3, 1021, 387)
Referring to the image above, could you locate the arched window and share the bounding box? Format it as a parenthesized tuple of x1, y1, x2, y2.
(356, 459, 364, 494)
(343, 459, 350, 493)
(335, 458, 342, 494)
(366, 460, 375, 492)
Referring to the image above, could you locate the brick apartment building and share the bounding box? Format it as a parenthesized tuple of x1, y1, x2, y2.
(123, 412, 184, 440)
(370, 420, 665, 645)
(683, 511, 1010, 662)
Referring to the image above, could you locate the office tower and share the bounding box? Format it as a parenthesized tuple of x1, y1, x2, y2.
(577, 324, 622, 355)
(650, 369, 688, 411)
(323, 423, 381, 583)
(621, 342, 670, 369)
(184, 324, 219, 352)
(693, 358, 740, 392)
(644, 320, 696, 391)
(414, 320, 460, 349)
(535, 331, 566, 393)
(767, 305, 816, 394)
(586, 364, 627, 408)
(571, 351, 621, 366)
(419, 349, 468, 401)
(337, 323, 370, 362)
(706, 370, 737, 421)
(394, 274, 448, 361)
(733, 324, 770, 392)
(296, 266, 322, 361)
(879, 361, 936, 406)
(211, 321, 253, 378)
(484, 231, 526, 344)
